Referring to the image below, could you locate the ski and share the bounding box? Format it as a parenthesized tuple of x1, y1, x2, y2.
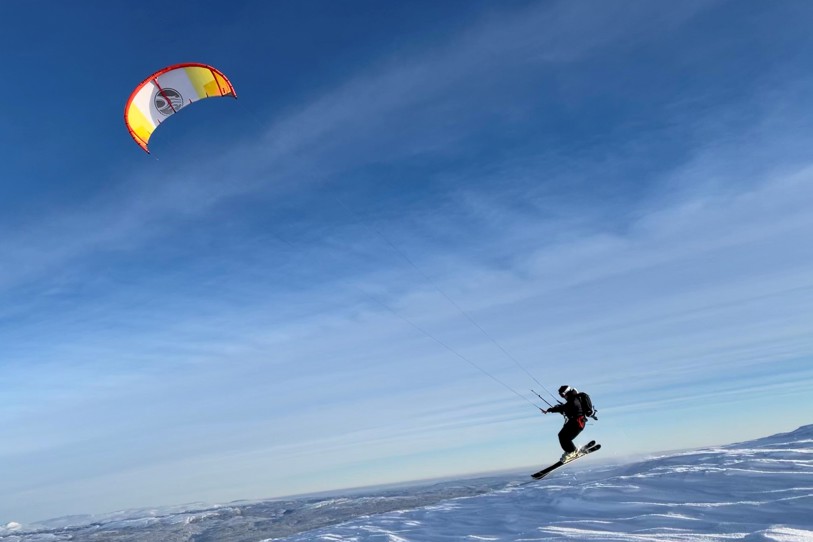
(531, 442, 601, 480)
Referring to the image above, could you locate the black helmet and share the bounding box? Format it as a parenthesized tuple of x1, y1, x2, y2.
(558, 385, 577, 398)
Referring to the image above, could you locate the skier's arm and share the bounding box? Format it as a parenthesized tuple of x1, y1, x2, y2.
(546, 403, 564, 414)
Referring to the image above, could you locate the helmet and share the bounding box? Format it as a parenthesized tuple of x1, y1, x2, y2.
(558, 385, 578, 398)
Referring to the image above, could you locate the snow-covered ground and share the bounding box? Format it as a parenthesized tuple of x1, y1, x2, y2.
(3, 425, 812, 541)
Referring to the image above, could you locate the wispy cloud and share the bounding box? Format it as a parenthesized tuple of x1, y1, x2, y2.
(0, 1, 716, 290)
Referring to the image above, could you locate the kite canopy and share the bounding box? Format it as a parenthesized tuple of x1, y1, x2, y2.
(124, 63, 237, 153)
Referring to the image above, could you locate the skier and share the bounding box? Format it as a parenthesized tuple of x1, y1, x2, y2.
(542, 385, 588, 462)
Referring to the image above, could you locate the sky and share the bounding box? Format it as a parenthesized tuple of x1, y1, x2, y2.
(1, 0, 813, 525)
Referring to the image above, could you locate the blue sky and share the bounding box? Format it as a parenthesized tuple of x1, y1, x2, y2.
(2, 0, 813, 524)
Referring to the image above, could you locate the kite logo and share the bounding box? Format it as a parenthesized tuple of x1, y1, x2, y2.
(154, 88, 184, 116)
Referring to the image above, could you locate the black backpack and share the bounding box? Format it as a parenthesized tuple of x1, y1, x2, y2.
(578, 392, 598, 420)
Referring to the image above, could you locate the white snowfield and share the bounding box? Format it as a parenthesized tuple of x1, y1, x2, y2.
(283, 425, 813, 542)
(2, 425, 811, 542)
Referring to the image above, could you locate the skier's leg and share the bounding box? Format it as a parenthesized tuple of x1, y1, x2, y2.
(558, 422, 579, 453)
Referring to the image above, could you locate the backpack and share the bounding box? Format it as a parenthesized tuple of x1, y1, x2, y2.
(578, 392, 598, 420)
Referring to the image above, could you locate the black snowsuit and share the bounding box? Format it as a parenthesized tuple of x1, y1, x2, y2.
(547, 395, 586, 453)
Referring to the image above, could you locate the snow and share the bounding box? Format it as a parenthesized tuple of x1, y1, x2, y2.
(2, 425, 812, 542)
